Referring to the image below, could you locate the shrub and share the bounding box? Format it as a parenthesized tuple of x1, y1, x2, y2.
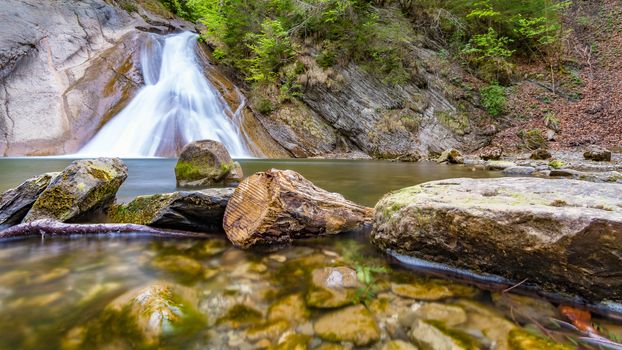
(480, 83, 506, 116)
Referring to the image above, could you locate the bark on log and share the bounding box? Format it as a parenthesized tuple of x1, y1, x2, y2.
(223, 169, 374, 248)
(0, 219, 210, 240)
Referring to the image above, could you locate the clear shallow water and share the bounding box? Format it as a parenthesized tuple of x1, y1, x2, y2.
(0, 158, 499, 206)
(0, 159, 620, 349)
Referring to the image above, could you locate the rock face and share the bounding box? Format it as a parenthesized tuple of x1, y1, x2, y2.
(372, 177, 622, 301)
(23, 158, 128, 222)
(175, 140, 243, 187)
(223, 169, 373, 248)
(0, 173, 58, 225)
(109, 188, 234, 232)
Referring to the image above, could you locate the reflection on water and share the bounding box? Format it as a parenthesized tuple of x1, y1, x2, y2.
(0, 158, 499, 206)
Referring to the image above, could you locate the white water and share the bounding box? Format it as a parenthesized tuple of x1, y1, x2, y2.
(78, 32, 252, 158)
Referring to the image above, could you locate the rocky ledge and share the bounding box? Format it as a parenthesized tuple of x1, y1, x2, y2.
(371, 177, 622, 302)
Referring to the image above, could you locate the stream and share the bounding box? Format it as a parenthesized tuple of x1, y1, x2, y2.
(1, 158, 621, 349)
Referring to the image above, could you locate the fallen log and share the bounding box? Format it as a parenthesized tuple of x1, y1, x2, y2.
(223, 169, 374, 248)
(0, 219, 210, 240)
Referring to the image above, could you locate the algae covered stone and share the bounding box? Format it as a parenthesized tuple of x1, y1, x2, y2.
(306, 266, 362, 308)
(409, 319, 479, 350)
(175, 140, 242, 187)
(391, 279, 477, 301)
(372, 177, 622, 302)
(0, 172, 58, 225)
(110, 188, 234, 232)
(268, 293, 309, 323)
(23, 158, 127, 222)
(508, 328, 572, 350)
(313, 304, 380, 346)
(384, 340, 419, 350)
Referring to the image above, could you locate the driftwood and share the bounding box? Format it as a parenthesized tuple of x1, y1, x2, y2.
(223, 169, 374, 248)
(0, 219, 210, 240)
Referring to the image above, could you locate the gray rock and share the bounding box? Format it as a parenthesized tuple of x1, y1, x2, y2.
(484, 160, 516, 170)
(23, 158, 127, 222)
(0, 172, 58, 225)
(584, 146, 612, 162)
(502, 166, 536, 176)
(175, 140, 242, 188)
(549, 169, 581, 177)
(372, 177, 622, 301)
(110, 188, 234, 232)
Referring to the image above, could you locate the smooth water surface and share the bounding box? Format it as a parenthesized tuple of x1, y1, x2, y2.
(0, 158, 499, 206)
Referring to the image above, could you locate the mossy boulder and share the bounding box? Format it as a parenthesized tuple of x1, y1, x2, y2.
(306, 266, 362, 308)
(372, 177, 622, 302)
(23, 158, 127, 222)
(313, 304, 380, 346)
(175, 140, 243, 188)
(520, 129, 547, 150)
(109, 188, 234, 232)
(0, 172, 58, 225)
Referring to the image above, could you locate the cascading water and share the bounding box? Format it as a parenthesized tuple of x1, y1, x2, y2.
(78, 31, 253, 158)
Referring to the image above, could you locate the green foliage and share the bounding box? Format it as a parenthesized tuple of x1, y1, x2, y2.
(353, 264, 388, 304)
(462, 27, 514, 63)
(543, 112, 560, 130)
(245, 19, 294, 83)
(549, 159, 564, 169)
(479, 82, 506, 116)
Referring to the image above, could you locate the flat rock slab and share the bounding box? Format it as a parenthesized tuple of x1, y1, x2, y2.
(371, 177, 622, 302)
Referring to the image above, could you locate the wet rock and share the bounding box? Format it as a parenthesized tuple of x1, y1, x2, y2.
(109, 188, 234, 232)
(314, 304, 380, 346)
(456, 300, 517, 350)
(530, 148, 551, 160)
(384, 340, 419, 350)
(306, 267, 361, 308)
(372, 177, 622, 301)
(175, 140, 242, 187)
(268, 294, 309, 323)
(315, 344, 346, 350)
(436, 149, 464, 164)
(520, 129, 547, 150)
(150, 255, 203, 279)
(391, 280, 478, 301)
(30, 267, 70, 284)
(223, 169, 373, 248)
(579, 171, 622, 183)
(492, 292, 559, 326)
(508, 328, 572, 349)
(400, 302, 467, 327)
(502, 166, 536, 176)
(409, 319, 479, 350)
(548, 168, 580, 177)
(218, 304, 263, 328)
(584, 146, 612, 162)
(106, 283, 203, 346)
(23, 158, 128, 222)
(245, 319, 289, 342)
(0, 172, 57, 225)
(273, 333, 311, 350)
(485, 160, 516, 170)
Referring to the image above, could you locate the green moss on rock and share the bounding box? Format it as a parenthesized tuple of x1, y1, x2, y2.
(508, 328, 573, 350)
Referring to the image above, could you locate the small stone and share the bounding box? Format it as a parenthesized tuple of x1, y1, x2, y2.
(508, 328, 573, 350)
(269, 254, 287, 262)
(492, 293, 558, 326)
(400, 302, 467, 327)
(530, 148, 551, 160)
(383, 339, 419, 350)
(479, 147, 502, 161)
(436, 149, 464, 164)
(485, 160, 516, 170)
(151, 255, 203, 278)
(306, 267, 361, 308)
(545, 129, 556, 141)
(203, 268, 219, 280)
(391, 280, 477, 301)
(268, 294, 309, 323)
(410, 319, 479, 350)
(584, 146, 612, 162)
(314, 304, 380, 346)
(315, 344, 346, 350)
(503, 166, 536, 176)
(245, 320, 289, 342)
(273, 333, 311, 350)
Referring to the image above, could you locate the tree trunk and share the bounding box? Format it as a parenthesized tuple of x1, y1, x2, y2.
(0, 219, 210, 240)
(223, 169, 374, 248)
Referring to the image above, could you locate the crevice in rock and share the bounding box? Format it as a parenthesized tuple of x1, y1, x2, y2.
(2, 82, 14, 156)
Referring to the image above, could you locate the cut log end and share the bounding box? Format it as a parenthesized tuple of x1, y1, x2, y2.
(223, 169, 373, 249)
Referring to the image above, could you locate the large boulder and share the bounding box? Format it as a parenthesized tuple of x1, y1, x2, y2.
(175, 140, 243, 187)
(109, 188, 234, 232)
(223, 169, 373, 248)
(371, 177, 622, 302)
(584, 146, 612, 162)
(23, 158, 127, 222)
(0, 172, 58, 225)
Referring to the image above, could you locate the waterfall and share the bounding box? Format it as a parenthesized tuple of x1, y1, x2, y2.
(77, 31, 253, 158)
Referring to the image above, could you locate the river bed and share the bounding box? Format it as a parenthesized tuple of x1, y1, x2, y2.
(0, 159, 620, 349)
